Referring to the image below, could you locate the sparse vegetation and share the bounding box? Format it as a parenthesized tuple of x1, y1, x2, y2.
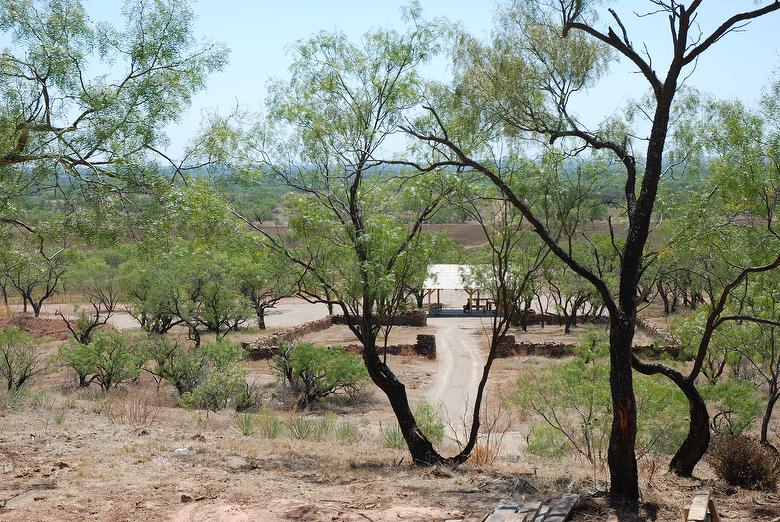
(59, 331, 145, 391)
(708, 435, 780, 491)
(272, 342, 368, 408)
(0, 327, 44, 391)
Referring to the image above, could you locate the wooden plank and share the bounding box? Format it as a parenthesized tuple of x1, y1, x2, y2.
(686, 492, 710, 522)
(707, 499, 721, 522)
(504, 515, 529, 522)
(516, 501, 542, 519)
(483, 500, 519, 522)
(532, 505, 550, 522)
(544, 493, 579, 522)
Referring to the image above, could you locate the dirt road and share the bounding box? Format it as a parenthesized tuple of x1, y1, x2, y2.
(425, 317, 488, 440)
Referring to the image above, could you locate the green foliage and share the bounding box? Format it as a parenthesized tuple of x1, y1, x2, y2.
(59, 331, 144, 391)
(334, 422, 362, 444)
(515, 329, 688, 462)
(257, 411, 284, 439)
(288, 415, 315, 440)
(379, 422, 405, 449)
(413, 401, 444, 445)
(233, 412, 258, 436)
(0, 327, 43, 391)
(272, 342, 368, 408)
(177, 339, 249, 411)
(312, 412, 337, 441)
(699, 380, 762, 437)
(144, 336, 203, 395)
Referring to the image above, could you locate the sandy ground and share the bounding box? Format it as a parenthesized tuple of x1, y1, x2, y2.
(2, 297, 780, 520)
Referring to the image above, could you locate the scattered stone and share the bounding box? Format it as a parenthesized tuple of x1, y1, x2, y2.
(174, 448, 189, 456)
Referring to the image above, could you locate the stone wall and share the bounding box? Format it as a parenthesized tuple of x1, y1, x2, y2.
(244, 315, 333, 359)
(331, 309, 427, 327)
(636, 316, 675, 342)
(342, 334, 436, 359)
(510, 310, 610, 327)
(494, 336, 680, 359)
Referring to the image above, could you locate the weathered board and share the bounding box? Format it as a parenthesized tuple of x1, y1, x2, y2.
(544, 493, 579, 522)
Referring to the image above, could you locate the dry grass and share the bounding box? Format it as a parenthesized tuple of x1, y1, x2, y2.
(104, 388, 163, 428)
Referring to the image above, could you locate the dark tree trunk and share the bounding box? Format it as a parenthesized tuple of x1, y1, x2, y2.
(256, 308, 267, 329)
(669, 379, 710, 476)
(761, 391, 779, 446)
(607, 317, 640, 502)
(361, 333, 444, 465)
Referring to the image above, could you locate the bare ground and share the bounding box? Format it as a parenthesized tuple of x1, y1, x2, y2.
(1, 298, 779, 520)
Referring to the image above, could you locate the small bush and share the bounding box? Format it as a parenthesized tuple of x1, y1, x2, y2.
(0, 327, 44, 391)
(380, 422, 405, 449)
(0, 387, 28, 413)
(272, 341, 367, 408)
(312, 412, 336, 441)
(177, 339, 249, 411)
(708, 435, 780, 491)
(235, 380, 264, 412)
(59, 331, 144, 391)
(334, 422, 362, 444)
(105, 389, 163, 427)
(413, 401, 444, 445)
(288, 415, 315, 440)
(257, 411, 284, 439)
(144, 336, 203, 395)
(233, 412, 258, 436)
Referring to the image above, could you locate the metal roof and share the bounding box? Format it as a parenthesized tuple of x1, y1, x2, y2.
(424, 264, 476, 290)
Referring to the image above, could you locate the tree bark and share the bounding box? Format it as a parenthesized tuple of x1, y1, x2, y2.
(761, 391, 779, 446)
(256, 308, 267, 329)
(361, 335, 444, 465)
(669, 379, 709, 476)
(607, 316, 640, 501)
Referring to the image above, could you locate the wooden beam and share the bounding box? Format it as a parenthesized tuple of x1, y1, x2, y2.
(686, 492, 710, 522)
(545, 493, 578, 522)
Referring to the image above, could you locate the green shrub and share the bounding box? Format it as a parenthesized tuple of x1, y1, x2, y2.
(380, 422, 405, 449)
(59, 331, 144, 391)
(233, 412, 258, 436)
(413, 400, 444, 445)
(234, 381, 263, 412)
(173, 339, 250, 411)
(700, 379, 762, 437)
(257, 411, 284, 439)
(288, 415, 315, 440)
(144, 336, 204, 394)
(334, 422, 362, 444)
(272, 341, 367, 408)
(0, 327, 44, 391)
(312, 412, 336, 441)
(514, 328, 688, 462)
(525, 423, 569, 458)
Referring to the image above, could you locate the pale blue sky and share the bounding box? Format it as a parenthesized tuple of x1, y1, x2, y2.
(83, 1, 780, 159)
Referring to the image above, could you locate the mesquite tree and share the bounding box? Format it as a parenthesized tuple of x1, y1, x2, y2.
(243, 11, 528, 465)
(404, 0, 780, 502)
